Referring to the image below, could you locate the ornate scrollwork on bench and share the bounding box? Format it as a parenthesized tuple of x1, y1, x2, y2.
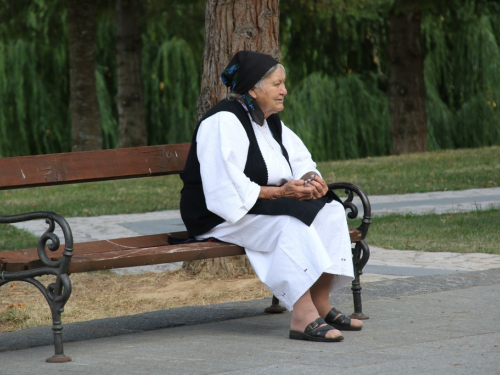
(0, 211, 73, 363)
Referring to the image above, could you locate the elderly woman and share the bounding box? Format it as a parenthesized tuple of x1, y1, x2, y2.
(180, 51, 362, 342)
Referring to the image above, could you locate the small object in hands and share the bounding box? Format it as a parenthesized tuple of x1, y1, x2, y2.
(303, 173, 317, 187)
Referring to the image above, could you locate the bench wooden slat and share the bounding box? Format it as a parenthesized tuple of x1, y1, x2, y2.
(0, 235, 244, 273)
(68, 242, 245, 273)
(0, 233, 172, 272)
(0, 228, 362, 273)
(0, 143, 190, 190)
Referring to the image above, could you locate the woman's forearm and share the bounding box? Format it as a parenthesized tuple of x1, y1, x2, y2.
(259, 178, 327, 201)
(259, 180, 315, 201)
(259, 186, 283, 200)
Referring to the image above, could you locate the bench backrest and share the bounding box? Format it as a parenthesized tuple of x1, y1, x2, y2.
(0, 143, 191, 190)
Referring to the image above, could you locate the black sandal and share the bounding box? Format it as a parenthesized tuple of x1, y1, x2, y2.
(324, 307, 362, 331)
(289, 318, 344, 342)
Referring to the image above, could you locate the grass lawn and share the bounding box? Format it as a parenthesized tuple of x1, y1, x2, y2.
(320, 145, 499, 195)
(357, 208, 500, 254)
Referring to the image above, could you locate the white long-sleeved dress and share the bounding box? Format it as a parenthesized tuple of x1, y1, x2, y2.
(195, 107, 354, 310)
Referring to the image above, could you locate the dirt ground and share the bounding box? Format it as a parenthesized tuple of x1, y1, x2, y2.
(0, 270, 270, 333)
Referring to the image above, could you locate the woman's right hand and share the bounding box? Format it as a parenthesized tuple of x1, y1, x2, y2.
(280, 180, 315, 200)
(259, 180, 326, 200)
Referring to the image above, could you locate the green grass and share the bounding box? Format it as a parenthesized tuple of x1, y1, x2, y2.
(0, 175, 183, 218)
(0, 225, 39, 251)
(359, 209, 500, 254)
(1, 146, 499, 253)
(319, 146, 499, 195)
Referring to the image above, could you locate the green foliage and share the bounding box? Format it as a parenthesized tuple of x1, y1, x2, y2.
(140, 0, 204, 145)
(279, 0, 394, 162)
(424, 0, 500, 150)
(281, 0, 500, 158)
(282, 72, 390, 161)
(0, 0, 499, 158)
(0, 0, 202, 156)
(0, 1, 69, 157)
(280, 0, 392, 83)
(144, 38, 200, 145)
(95, 5, 119, 149)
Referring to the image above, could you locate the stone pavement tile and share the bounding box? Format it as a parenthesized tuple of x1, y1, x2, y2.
(11, 210, 182, 243)
(369, 246, 500, 271)
(367, 187, 500, 204)
(356, 187, 500, 215)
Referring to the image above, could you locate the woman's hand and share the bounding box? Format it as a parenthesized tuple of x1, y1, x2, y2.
(304, 175, 329, 199)
(259, 177, 329, 201)
(281, 180, 316, 200)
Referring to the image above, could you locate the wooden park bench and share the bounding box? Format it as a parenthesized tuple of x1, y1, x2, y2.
(0, 143, 371, 362)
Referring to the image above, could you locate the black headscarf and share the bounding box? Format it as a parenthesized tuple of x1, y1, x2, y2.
(221, 51, 279, 125)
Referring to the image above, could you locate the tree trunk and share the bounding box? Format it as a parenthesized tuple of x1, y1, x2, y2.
(183, 0, 280, 278)
(68, 0, 102, 152)
(388, 2, 427, 155)
(116, 0, 147, 148)
(196, 0, 280, 119)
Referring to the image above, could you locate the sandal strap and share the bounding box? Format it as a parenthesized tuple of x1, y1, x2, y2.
(325, 307, 351, 326)
(305, 318, 335, 338)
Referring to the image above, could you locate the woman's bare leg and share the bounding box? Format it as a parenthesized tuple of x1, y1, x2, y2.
(290, 290, 342, 339)
(310, 273, 363, 329)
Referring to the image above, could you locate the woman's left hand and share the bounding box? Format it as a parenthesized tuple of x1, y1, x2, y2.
(304, 175, 329, 199)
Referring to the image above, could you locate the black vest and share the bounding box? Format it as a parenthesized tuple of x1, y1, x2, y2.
(180, 99, 336, 237)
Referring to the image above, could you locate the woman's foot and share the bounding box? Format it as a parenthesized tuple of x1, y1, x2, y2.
(291, 291, 343, 340)
(323, 307, 363, 331)
(291, 312, 343, 340)
(289, 318, 344, 342)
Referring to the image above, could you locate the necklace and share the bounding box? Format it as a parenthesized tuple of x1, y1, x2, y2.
(257, 124, 275, 150)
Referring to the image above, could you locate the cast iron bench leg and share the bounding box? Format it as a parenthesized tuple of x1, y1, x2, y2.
(350, 240, 370, 320)
(46, 275, 72, 363)
(264, 295, 286, 313)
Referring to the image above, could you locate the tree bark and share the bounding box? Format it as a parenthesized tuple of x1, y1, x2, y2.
(196, 0, 280, 119)
(184, 0, 280, 278)
(68, 0, 102, 152)
(116, 0, 147, 148)
(388, 2, 428, 155)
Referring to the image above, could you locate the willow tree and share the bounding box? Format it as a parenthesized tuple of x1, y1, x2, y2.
(68, 0, 102, 152)
(279, 0, 392, 161)
(116, 0, 147, 147)
(388, 0, 427, 155)
(183, 0, 280, 278)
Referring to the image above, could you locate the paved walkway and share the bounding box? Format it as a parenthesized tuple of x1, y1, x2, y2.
(2, 269, 499, 374)
(366, 186, 500, 215)
(2, 187, 500, 374)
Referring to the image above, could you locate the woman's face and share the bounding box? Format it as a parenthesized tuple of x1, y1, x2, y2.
(249, 67, 287, 118)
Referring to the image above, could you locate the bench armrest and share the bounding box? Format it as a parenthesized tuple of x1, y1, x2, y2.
(328, 182, 372, 240)
(0, 211, 74, 281)
(0, 211, 74, 362)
